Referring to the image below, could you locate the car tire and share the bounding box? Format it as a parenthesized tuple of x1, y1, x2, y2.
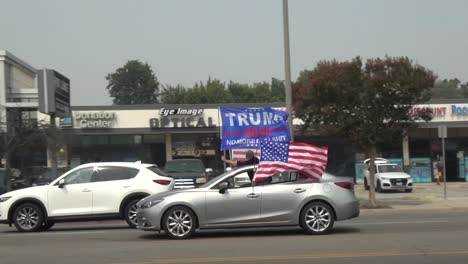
(162, 206, 197, 239)
(364, 179, 369, 190)
(124, 199, 140, 228)
(405, 189, 413, 193)
(376, 180, 382, 193)
(300, 202, 335, 235)
(13, 203, 45, 232)
(40, 221, 55, 231)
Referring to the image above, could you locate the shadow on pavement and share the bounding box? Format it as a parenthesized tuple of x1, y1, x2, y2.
(0, 225, 130, 234)
(139, 226, 361, 240)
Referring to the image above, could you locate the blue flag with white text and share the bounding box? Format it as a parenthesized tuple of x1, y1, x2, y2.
(220, 107, 290, 150)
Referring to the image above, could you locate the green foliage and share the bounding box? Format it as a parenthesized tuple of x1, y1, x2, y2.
(293, 56, 436, 151)
(160, 78, 285, 104)
(106, 60, 159, 105)
(430, 78, 468, 99)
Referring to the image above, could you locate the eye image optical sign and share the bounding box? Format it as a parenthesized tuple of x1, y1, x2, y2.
(220, 107, 290, 150)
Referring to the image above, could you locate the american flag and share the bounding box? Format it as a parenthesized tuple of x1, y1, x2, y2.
(254, 141, 328, 180)
(231, 149, 261, 161)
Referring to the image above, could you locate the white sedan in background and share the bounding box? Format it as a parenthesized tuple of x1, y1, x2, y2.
(0, 162, 174, 232)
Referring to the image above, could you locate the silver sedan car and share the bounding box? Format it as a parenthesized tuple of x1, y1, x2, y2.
(136, 165, 359, 239)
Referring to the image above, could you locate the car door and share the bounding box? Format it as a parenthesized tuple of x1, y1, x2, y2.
(91, 166, 140, 214)
(47, 167, 95, 217)
(259, 172, 314, 224)
(204, 169, 262, 227)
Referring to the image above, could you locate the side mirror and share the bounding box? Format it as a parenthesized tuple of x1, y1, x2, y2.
(58, 179, 66, 188)
(218, 182, 229, 194)
(205, 168, 213, 174)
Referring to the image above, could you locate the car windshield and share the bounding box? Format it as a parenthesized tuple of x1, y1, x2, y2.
(164, 160, 204, 173)
(378, 164, 403, 173)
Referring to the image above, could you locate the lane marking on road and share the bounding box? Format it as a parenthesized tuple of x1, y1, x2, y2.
(116, 250, 468, 264)
(351, 220, 450, 225)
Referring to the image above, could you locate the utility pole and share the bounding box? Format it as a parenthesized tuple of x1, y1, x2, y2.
(282, 0, 294, 141)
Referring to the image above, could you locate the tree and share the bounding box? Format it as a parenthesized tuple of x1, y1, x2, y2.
(293, 56, 436, 207)
(160, 78, 285, 104)
(0, 109, 47, 191)
(106, 60, 159, 104)
(430, 79, 464, 99)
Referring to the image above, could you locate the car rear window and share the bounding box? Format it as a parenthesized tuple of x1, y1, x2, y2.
(146, 166, 169, 176)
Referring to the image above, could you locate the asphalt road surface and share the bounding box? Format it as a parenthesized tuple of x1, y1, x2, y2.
(1, 209, 468, 264)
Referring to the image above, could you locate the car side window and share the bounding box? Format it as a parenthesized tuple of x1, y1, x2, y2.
(215, 170, 253, 189)
(63, 167, 94, 185)
(93, 166, 139, 182)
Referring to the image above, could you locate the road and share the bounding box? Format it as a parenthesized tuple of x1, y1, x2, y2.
(1, 209, 468, 264)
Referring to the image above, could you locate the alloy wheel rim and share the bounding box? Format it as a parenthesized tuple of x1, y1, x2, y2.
(166, 210, 193, 237)
(305, 205, 331, 232)
(17, 207, 40, 230)
(128, 203, 139, 225)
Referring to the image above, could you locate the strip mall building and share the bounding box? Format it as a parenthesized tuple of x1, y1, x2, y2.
(62, 100, 468, 183)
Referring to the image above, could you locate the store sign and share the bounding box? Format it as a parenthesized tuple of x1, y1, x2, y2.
(413, 106, 447, 116)
(160, 107, 204, 116)
(75, 112, 116, 129)
(150, 108, 216, 128)
(451, 105, 468, 116)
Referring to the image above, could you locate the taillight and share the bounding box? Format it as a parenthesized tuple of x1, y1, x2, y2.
(154, 179, 171, 185)
(334, 182, 354, 190)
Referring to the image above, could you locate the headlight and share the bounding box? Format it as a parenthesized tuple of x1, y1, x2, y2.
(140, 198, 163, 209)
(0, 196, 12, 203)
(196, 177, 207, 184)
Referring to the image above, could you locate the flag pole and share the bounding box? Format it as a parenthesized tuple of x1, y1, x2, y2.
(218, 107, 227, 172)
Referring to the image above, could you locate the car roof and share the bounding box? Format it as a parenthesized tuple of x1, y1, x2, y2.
(77, 162, 156, 169)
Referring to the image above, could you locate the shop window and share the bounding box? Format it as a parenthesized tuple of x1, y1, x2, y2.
(143, 134, 165, 143)
(81, 135, 108, 146)
(109, 135, 133, 145)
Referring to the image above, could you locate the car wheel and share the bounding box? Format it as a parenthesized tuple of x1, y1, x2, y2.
(124, 199, 140, 228)
(40, 221, 55, 231)
(405, 189, 413, 193)
(364, 179, 369, 190)
(301, 202, 335, 235)
(13, 203, 44, 232)
(375, 180, 382, 193)
(163, 206, 196, 239)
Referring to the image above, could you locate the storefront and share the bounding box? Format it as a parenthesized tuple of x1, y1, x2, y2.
(356, 99, 468, 183)
(66, 100, 468, 182)
(65, 103, 284, 175)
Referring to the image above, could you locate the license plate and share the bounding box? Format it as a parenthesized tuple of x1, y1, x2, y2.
(396, 182, 403, 186)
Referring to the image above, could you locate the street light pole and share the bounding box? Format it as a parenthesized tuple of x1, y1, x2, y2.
(282, 0, 294, 142)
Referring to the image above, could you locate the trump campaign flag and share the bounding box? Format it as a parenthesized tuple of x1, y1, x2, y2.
(220, 107, 290, 150)
(254, 140, 328, 180)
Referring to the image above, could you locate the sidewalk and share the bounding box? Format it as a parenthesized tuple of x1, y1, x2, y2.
(355, 182, 468, 211)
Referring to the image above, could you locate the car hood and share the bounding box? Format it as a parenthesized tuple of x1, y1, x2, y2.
(378, 172, 411, 179)
(137, 188, 205, 207)
(166, 172, 205, 179)
(0, 185, 49, 198)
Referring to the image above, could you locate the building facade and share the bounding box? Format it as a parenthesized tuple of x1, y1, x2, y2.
(66, 100, 468, 182)
(0, 50, 69, 173)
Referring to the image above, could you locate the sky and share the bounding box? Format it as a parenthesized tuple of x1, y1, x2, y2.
(1, 0, 467, 106)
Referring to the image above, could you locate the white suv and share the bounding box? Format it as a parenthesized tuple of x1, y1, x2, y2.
(0, 162, 174, 232)
(364, 158, 413, 193)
